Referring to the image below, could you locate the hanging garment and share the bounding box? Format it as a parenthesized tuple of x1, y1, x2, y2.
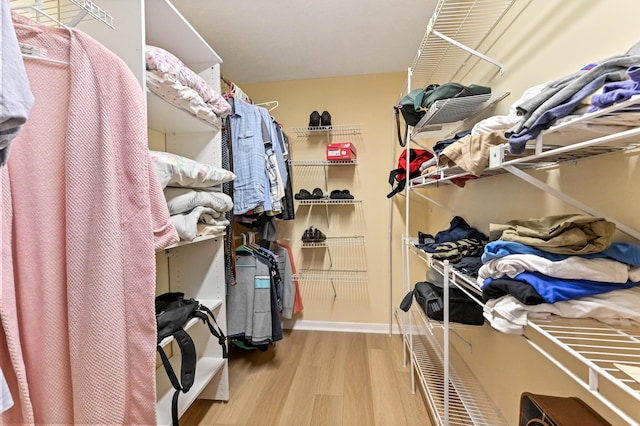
(1, 13, 178, 425)
(0, 2, 34, 166)
(270, 242, 303, 318)
(228, 252, 274, 345)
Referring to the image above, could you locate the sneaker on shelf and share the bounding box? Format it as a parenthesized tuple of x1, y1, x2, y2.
(301, 227, 314, 243)
(308, 111, 321, 129)
(320, 111, 332, 128)
(313, 227, 327, 242)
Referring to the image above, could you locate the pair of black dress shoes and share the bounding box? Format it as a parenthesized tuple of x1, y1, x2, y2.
(301, 226, 326, 243)
(308, 111, 332, 128)
(294, 187, 324, 200)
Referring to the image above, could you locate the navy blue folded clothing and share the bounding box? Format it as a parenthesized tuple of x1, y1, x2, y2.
(483, 271, 637, 304)
(482, 277, 546, 305)
(452, 256, 484, 277)
(418, 216, 487, 251)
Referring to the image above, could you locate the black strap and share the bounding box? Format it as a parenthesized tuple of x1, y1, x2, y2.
(157, 328, 196, 426)
(387, 168, 406, 198)
(193, 306, 228, 358)
(171, 390, 181, 426)
(394, 106, 408, 147)
(157, 343, 183, 426)
(157, 344, 182, 392)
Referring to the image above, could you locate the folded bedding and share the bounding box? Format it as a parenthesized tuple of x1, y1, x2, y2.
(164, 187, 233, 215)
(171, 206, 230, 241)
(146, 71, 222, 129)
(150, 150, 235, 189)
(145, 45, 231, 118)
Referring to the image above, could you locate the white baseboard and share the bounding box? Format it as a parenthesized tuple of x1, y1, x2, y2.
(282, 319, 400, 335)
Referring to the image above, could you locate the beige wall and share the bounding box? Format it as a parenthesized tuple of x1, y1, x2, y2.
(239, 1, 640, 423)
(242, 72, 406, 325)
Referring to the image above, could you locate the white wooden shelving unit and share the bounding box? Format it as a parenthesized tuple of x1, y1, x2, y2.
(73, 0, 230, 424)
(393, 1, 640, 424)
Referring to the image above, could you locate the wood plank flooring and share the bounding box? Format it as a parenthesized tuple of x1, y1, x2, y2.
(180, 329, 432, 426)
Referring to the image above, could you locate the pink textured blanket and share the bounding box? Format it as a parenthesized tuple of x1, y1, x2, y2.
(1, 13, 178, 425)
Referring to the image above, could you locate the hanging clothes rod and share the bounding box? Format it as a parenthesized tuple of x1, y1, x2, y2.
(220, 75, 279, 111)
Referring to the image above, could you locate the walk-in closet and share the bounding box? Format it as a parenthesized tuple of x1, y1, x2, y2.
(2, 1, 640, 425)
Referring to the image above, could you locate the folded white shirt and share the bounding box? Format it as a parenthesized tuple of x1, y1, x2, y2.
(478, 253, 633, 285)
(484, 287, 640, 335)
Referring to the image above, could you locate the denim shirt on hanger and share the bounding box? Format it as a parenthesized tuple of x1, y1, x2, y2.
(230, 99, 268, 215)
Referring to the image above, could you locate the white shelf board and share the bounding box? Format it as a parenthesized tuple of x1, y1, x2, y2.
(290, 159, 358, 166)
(147, 91, 220, 134)
(163, 232, 225, 250)
(295, 198, 362, 205)
(145, 0, 221, 72)
(156, 356, 226, 425)
(291, 124, 362, 137)
(158, 298, 223, 348)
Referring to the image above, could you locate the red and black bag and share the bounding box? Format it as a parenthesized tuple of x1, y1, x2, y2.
(387, 148, 434, 198)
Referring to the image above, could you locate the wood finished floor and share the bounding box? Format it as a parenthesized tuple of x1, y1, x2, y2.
(180, 329, 432, 426)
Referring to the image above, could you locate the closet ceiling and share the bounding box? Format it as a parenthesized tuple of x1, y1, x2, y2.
(172, 0, 436, 84)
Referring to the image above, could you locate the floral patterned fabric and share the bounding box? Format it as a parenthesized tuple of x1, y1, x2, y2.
(145, 45, 231, 117)
(146, 70, 222, 130)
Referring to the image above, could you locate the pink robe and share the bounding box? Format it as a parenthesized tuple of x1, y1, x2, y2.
(1, 13, 178, 425)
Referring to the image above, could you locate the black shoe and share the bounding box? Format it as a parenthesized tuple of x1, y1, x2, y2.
(301, 227, 314, 243)
(294, 189, 312, 200)
(310, 187, 324, 199)
(313, 227, 327, 242)
(320, 111, 332, 128)
(309, 111, 321, 128)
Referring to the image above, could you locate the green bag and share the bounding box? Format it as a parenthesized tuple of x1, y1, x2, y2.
(394, 82, 491, 146)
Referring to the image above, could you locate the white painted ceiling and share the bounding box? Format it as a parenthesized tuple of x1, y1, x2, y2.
(172, 0, 437, 84)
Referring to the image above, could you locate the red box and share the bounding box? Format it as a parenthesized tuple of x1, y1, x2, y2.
(326, 142, 357, 160)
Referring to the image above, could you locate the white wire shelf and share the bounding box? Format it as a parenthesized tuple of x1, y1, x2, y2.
(410, 0, 517, 86)
(11, 0, 114, 28)
(407, 241, 484, 303)
(410, 94, 640, 190)
(291, 124, 362, 137)
(301, 236, 365, 248)
(407, 238, 640, 424)
(293, 269, 368, 282)
(412, 92, 510, 138)
(295, 198, 362, 205)
(526, 317, 640, 426)
(409, 306, 509, 425)
(290, 159, 358, 166)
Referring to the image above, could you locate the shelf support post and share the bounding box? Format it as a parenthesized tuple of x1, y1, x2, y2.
(432, 29, 505, 75)
(502, 164, 640, 241)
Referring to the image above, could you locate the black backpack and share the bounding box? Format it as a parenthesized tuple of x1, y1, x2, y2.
(155, 292, 227, 426)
